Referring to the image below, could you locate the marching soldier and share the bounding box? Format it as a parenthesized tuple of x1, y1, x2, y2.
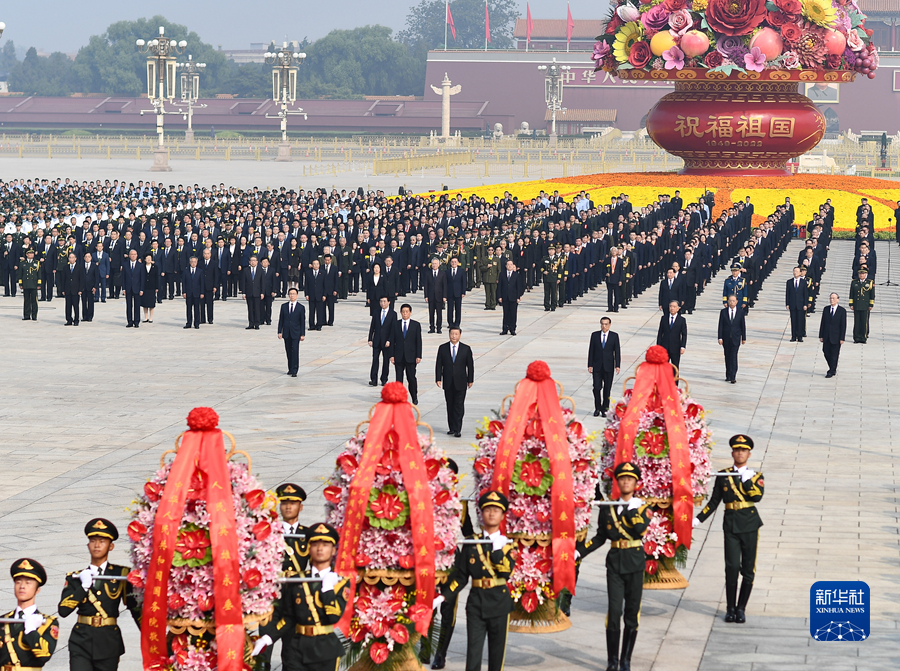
(694, 434, 764, 624)
(252, 523, 350, 671)
(277, 483, 310, 576)
(849, 266, 874, 343)
(723, 263, 748, 311)
(437, 491, 514, 671)
(540, 245, 562, 311)
(594, 462, 651, 671)
(17, 248, 41, 321)
(58, 519, 140, 671)
(2, 559, 58, 670)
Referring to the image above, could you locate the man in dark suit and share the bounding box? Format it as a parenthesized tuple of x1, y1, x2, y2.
(497, 259, 522, 336)
(200, 248, 219, 324)
(656, 301, 687, 371)
(215, 238, 231, 300)
(81, 252, 99, 322)
(368, 296, 395, 386)
(159, 240, 177, 300)
(718, 295, 746, 383)
(680, 250, 699, 314)
(382, 256, 400, 311)
(658, 267, 684, 312)
(605, 247, 624, 312)
(93, 241, 110, 302)
(107, 232, 123, 298)
(242, 256, 264, 329)
(122, 248, 146, 328)
(260, 258, 277, 325)
(277, 288, 306, 376)
(322, 255, 339, 326)
(587, 316, 621, 417)
(304, 259, 326, 331)
(424, 258, 447, 334)
(446, 257, 466, 326)
(785, 266, 809, 342)
(391, 303, 423, 403)
(435, 326, 475, 437)
(182, 256, 204, 329)
(819, 292, 847, 378)
(60, 252, 84, 325)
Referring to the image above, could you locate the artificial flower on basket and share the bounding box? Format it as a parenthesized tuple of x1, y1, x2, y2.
(128, 407, 283, 671)
(598, 346, 713, 587)
(594, 0, 880, 78)
(324, 382, 462, 671)
(472, 361, 598, 631)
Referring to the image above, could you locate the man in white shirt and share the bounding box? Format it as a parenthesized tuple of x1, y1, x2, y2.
(7, 558, 58, 667)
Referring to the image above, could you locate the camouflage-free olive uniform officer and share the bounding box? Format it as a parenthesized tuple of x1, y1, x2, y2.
(540, 247, 562, 312)
(481, 249, 501, 310)
(2, 558, 59, 670)
(441, 491, 515, 671)
(723, 264, 748, 311)
(58, 519, 140, 671)
(586, 462, 651, 671)
(17, 248, 41, 321)
(694, 434, 764, 624)
(849, 266, 874, 343)
(257, 524, 349, 671)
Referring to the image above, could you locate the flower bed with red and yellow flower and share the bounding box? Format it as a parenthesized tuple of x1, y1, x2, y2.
(599, 347, 713, 585)
(472, 362, 598, 627)
(417, 173, 899, 233)
(128, 409, 283, 671)
(324, 383, 461, 670)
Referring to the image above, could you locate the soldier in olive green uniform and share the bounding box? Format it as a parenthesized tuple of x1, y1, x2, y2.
(3, 559, 59, 670)
(694, 434, 764, 624)
(440, 491, 515, 671)
(848, 266, 874, 343)
(481, 247, 501, 310)
(254, 523, 349, 671)
(540, 246, 562, 312)
(588, 462, 651, 671)
(17, 248, 41, 321)
(58, 519, 141, 671)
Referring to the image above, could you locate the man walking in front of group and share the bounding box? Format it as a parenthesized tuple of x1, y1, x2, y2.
(436, 326, 474, 437)
(587, 316, 620, 417)
(656, 301, 687, 371)
(61, 251, 84, 326)
(424, 258, 447, 334)
(368, 296, 395, 387)
(277, 288, 306, 377)
(391, 303, 423, 404)
(718, 294, 746, 383)
(183, 256, 203, 329)
(242, 256, 264, 330)
(498, 259, 521, 336)
(819, 292, 846, 377)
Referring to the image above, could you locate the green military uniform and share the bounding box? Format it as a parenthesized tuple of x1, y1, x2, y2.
(3, 559, 58, 670)
(848, 268, 874, 343)
(259, 524, 349, 671)
(473, 233, 488, 288)
(695, 434, 764, 624)
(442, 491, 515, 671)
(481, 253, 501, 310)
(587, 462, 650, 671)
(17, 251, 41, 321)
(540, 250, 562, 311)
(58, 519, 140, 671)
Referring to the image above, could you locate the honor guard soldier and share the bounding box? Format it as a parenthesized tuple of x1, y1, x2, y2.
(594, 462, 651, 671)
(723, 263, 748, 312)
(2, 559, 58, 670)
(277, 484, 310, 575)
(421, 459, 473, 670)
(58, 519, 140, 671)
(437, 491, 514, 671)
(540, 245, 562, 312)
(849, 266, 874, 343)
(17, 248, 41, 321)
(481, 247, 501, 310)
(252, 523, 349, 671)
(693, 434, 764, 624)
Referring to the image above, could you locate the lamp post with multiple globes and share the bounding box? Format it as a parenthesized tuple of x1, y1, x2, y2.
(264, 43, 307, 162)
(177, 55, 207, 144)
(136, 26, 186, 171)
(538, 58, 570, 148)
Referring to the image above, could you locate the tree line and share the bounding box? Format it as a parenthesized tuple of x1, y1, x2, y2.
(1, 2, 517, 99)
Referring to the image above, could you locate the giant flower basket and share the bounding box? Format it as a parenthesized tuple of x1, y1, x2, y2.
(599, 347, 713, 588)
(324, 383, 462, 671)
(128, 408, 283, 671)
(472, 361, 598, 633)
(596, 0, 880, 174)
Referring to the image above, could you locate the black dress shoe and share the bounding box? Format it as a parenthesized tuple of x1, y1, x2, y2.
(725, 609, 736, 623)
(593, 410, 601, 417)
(446, 430, 454, 435)
(510, 331, 516, 336)
(194, 326, 200, 329)
(500, 331, 508, 335)
(254, 325, 260, 330)
(184, 325, 191, 329)
(245, 326, 254, 330)
(412, 397, 418, 404)
(291, 373, 297, 377)
(734, 609, 746, 624)
(601, 411, 607, 417)
(730, 380, 736, 384)
(368, 381, 378, 387)
(428, 328, 435, 333)
(825, 371, 834, 378)
(454, 432, 461, 438)
(431, 653, 446, 670)
(22, 317, 30, 321)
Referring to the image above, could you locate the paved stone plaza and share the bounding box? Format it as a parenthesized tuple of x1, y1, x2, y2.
(1, 231, 898, 670)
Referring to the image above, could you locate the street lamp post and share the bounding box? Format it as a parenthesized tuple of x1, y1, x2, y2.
(265, 43, 307, 162)
(136, 26, 186, 172)
(538, 58, 570, 148)
(0, 22, 6, 39)
(176, 55, 207, 144)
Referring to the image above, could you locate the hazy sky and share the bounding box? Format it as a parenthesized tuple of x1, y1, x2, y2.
(2, 0, 600, 55)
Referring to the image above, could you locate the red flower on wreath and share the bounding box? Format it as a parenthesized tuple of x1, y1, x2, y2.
(704, 0, 767, 36)
(521, 591, 539, 613)
(175, 529, 211, 560)
(244, 489, 265, 509)
(408, 602, 432, 626)
(144, 481, 162, 502)
(474, 457, 493, 475)
(645, 559, 659, 575)
(127, 520, 147, 542)
(243, 568, 262, 589)
(369, 641, 389, 664)
(252, 520, 273, 541)
(186, 407, 219, 431)
(644, 540, 658, 556)
(127, 570, 143, 588)
(337, 453, 359, 476)
(640, 431, 666, 456)
(398, 555, 414, 569)
(604, 428, 618, 445)
(369, 491, 404, 521)
(519, 459, 547, 489)
(488, 420, 505, 436)
(323, 486, 343, 504)
(348, 621, 366, 642)
(662, 541, 676, 558)
(426, 458, 442, 479)
(434, 489, 451, 505)
(376, 448, 400, 475)
(535, 558, 553, 574)
(615, 403, 628, 419)
(391, 623, 410, 644)
(198, 594, 214, 612)
(168, 593, 186, 610)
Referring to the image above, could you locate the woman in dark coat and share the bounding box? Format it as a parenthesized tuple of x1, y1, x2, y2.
(141, 252, 159, 322)
(365, 263, 388, 317)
